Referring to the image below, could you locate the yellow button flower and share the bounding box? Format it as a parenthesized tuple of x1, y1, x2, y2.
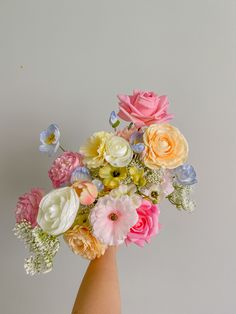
(143, 124, 188, 169)
(99, 164, 127, 189)
(80, 131, 112, 168)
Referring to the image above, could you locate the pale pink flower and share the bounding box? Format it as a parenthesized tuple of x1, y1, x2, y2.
(90, 195, 138, 246)
(125, 199, 160, 247)
(161, 170, 174, 197)
(48, 151, 83, 188)
(72, 181, 98, 205)
(15, 188, 45, 227)
(116, 125, 138, 141)
(118, 90, 173, 127)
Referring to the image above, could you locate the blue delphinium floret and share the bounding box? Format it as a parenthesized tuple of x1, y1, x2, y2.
(39, 124, 60, 156)
(173, 164, 197, 186)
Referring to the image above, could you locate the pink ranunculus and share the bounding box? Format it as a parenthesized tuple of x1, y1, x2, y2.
(48, 151, 83, 188)
(117, 90, 173, 127)
(125, 199, 160, 247)
(15, 188, 45, 227)
(72, 181, 98, 205)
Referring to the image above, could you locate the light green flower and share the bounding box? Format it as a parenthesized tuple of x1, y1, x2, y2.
(99, 164, 127, 189)
(129, 166, 146, 187)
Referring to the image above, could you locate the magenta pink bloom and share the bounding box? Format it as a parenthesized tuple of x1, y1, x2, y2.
(117, 90, 173, 127)
(48, 151, 83, 188)
(15, 188, 45, 227)
(125, 199, 160, 247)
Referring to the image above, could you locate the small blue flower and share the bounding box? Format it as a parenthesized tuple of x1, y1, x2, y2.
(70, 167, 92, 183)
(173, 164, 197, 186)
(39, 124, 60, 156)
(129, 131, 145, 153)
(92, 179, 104, 192)
(109, 111, 120, 128)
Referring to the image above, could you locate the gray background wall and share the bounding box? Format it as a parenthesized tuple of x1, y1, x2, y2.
(0, 1, 235, 313)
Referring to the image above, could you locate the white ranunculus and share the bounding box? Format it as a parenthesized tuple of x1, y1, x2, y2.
(37, 187, 80, 235)
(104, 136, 133, 167)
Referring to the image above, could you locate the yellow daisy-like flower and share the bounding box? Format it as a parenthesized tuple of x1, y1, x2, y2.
(129, 166, 146, 187)
(80, 131, 112, 168)
(99, 164, 127, 189)
(64, 225, 107, 260)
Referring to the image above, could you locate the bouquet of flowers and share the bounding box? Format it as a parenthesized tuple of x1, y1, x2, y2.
(14, 90, 197, 275)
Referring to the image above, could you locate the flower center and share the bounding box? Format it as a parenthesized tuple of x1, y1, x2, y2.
(112, 170, 120, 177)
(45, 133, 56, 144)
(109, 213, 118, 221)
(151, 191, 159, 199)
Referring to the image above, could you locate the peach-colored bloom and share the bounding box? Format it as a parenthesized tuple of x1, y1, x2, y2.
(64, 225, 107, 260)
(72, 181, 98, 205)
(143, 124, 188, 169)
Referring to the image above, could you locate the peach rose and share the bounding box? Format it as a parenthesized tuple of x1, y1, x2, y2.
(64, 225, 107, 260)
(143, 124, 188, 169)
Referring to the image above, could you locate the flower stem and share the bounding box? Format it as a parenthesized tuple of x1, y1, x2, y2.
(59, 144, 66, 152)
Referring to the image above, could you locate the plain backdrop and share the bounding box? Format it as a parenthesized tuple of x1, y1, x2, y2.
(0, 1, 235, 313)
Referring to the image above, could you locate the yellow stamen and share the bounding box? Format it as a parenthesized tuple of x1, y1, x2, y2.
(45, 133, 56, 145)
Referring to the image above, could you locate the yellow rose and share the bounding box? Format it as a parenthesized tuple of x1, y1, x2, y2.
(80, 131, 112, 168)
(64, 225, 107, 260)
(143, 124, 188, 169)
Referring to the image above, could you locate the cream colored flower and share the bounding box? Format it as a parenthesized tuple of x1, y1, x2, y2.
(37, 187, 80, 235)
(110, 183, 141, 208)
(64, 225, 107, 260)
(143, 124, 188, 169)
(105, 136, 133, 167)
(80, 131, 112, 168)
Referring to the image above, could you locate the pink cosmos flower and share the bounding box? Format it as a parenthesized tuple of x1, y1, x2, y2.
(125, 199, 160, 247)
(72, 181, 98, 205)
(117, 90, 173, 127)
(90, 195, 138, 246)
(48, 151, 83, 188)
(15, 188, 45, 227)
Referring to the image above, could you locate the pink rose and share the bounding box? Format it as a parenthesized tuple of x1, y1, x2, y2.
(48, 151, 83, 188)
(72, 181, 98, 205)
(125, 199, 160, 247)
(117, 90, 173, 127)
(15, 188, 45, 227)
